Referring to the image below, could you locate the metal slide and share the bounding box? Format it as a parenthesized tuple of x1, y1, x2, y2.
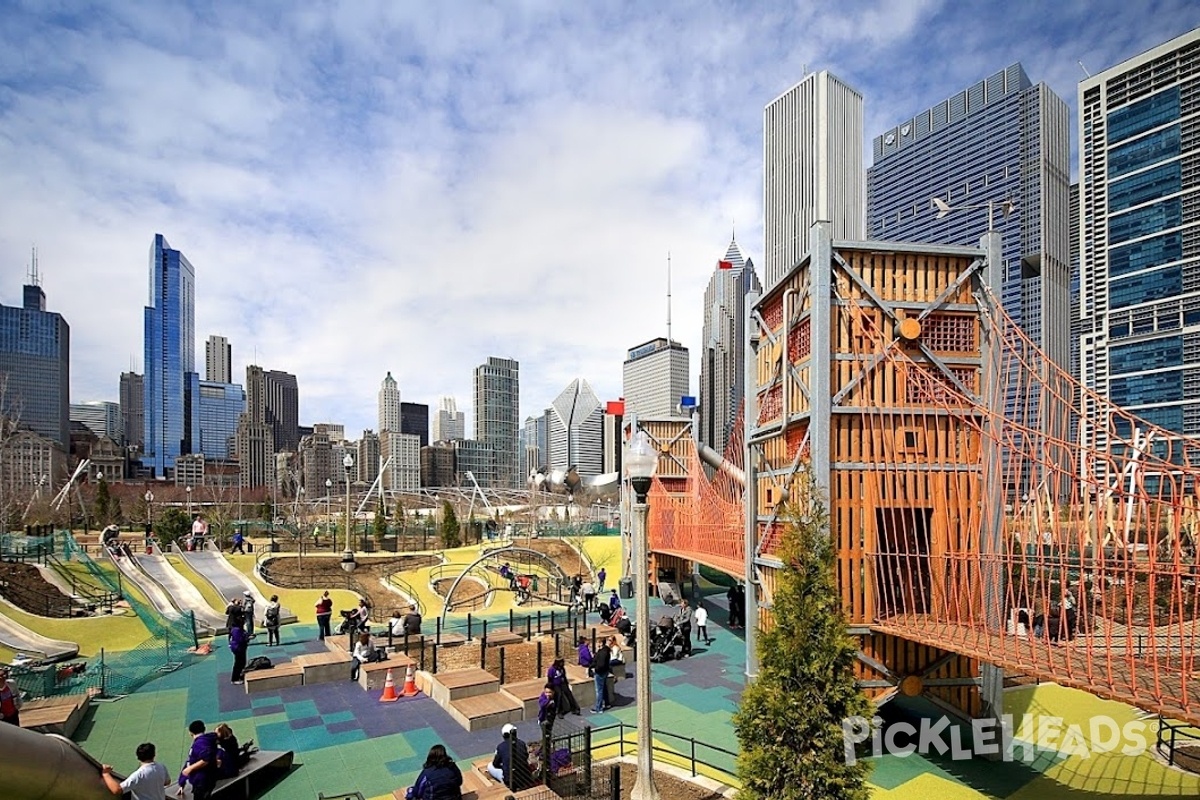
(100, 548, 182, 622)
(132, 545, 226, 633)
(0, 719, 115, 800)
(175, 542, 296, 625)
(0, 599, 78, 662)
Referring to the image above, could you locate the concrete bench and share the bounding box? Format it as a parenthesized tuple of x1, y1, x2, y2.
(562, 664, 596, 710)
(449, 692, 523, 732)
(483, 630, 525, 647)
(244, 663, 304, 694)
(500, 677, 546, 720)
(20, 695, 91, 737)
(357, 653, 416, 691)
(292, 651, 349, 685)
(429, 667, 500, 705)
(212, 748, 294, 798)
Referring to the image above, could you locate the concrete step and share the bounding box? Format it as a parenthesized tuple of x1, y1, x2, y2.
(428, 667, 500, 705)
(448, 692, 523, 732)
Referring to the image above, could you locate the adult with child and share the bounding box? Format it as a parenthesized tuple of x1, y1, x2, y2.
(177, 720, 218, 800)
(264, 595, 281, 646)
(407, 744, 463, 800)
(101, 742, 171, 800)
(487, 723, 532, 791)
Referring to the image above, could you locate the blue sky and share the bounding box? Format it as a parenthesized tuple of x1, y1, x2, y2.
(1, 1, 1197, 438)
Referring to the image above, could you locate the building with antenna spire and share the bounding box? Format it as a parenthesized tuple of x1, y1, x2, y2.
(0, 247, 71, 450)
(621, 253, 691, 420)
(699, 235, 761, 456)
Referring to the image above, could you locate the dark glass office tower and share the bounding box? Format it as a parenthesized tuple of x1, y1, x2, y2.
(142, 234, 196, 477)
(0, 276, 70, 448)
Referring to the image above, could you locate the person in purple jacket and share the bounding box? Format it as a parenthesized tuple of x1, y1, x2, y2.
(229, 624, 248, 685)
(177, 720, 219, 799)
(546, 657, 580, 715)
(537, 682, 558, 738)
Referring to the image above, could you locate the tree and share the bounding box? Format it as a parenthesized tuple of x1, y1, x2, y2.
(93, 476, 113, 527)
(733, 465, 871, 800)
(373, 505, 388, 550)
(440, 500, 461, 549)
(155, 507, 192, 546)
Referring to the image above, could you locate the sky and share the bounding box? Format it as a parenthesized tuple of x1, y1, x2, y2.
(1, 1, 1198, 439)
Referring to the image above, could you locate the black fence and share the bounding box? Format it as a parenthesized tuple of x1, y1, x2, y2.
(590, 721, 739, 787)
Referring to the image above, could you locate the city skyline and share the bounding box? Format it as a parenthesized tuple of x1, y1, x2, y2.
(1, 3, 1198, 436)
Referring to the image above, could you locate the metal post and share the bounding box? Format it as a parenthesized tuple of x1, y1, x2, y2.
(467, 613, 473, 641)
(743, 286, 761, 678)
(630, 496, 659, 800)
(537, 640, 543, 677)
(525, 615, 532, 641)
(499, 647, 506, 683)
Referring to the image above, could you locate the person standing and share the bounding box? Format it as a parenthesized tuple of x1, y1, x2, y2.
(580, 578, 595, 612)
(241, 591, 256, 637)
(725, 584, 739, 628)
(694, 602, 711, 645)
(675, 600, 693, 657)
(229, 623, 248, 684)
(230, 529, 246, 555)
(315, 591, 333, 640)
(0, 667, 22, 726)
(264, 595, 281, 646)
(101, 742, 170, 800)
(597, 567, 607, 593)
(178, 721, 219, 800)
(224, 598, 243, 643)
(546, 657, 579, 716)
(537, 683, 558, 739)
(590, 639, 611, 713)
(735, 584, 746, 629)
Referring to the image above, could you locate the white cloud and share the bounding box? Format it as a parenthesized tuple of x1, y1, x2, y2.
(1, 1, 1198, 440)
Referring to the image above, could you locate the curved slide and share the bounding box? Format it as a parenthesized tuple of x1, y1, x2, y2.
(0, 599, 78, 662)
(132, 545, 227, 634)
(175, 543, 297, 625)
(0, 722, 116, 800)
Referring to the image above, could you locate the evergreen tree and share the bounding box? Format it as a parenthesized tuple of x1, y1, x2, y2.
(733, 466, 871, 800)
(155, 507, 192, 546)
(373, 506, 388, 550)
(440, 500, 461, 549)
(93, 476, 112, 527)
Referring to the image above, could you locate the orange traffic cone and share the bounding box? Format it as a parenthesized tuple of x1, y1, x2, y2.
(379, 668, 400, 703)
(400, 664, 419, 697)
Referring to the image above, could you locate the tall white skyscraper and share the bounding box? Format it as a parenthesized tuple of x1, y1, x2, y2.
(763, 70, 864, 289)
(622, 337, 689, 420)
(699, 237, 761, 456)
(547, 378, 604, 477)
(378, 372, 400, 433)
(432, 395, 466, 442)
(205, 335, 231, 383)
(1078, 28, 1200, 462)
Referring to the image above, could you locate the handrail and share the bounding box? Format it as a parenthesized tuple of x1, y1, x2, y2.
(1157, 716, 1200, 767)
(589, 721, 740, 786)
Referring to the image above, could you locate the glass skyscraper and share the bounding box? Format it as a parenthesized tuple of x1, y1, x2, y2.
(197, 380, 244, 460)
(142, 234, 196, 477)
(868, 64, 1071, 494)
(0, 276, 70, 448)
(1078, 29, 1200, 466)
(474, 356, 520, 488)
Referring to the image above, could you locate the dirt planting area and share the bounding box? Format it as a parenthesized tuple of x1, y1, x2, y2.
(514, 538, 591, 578)
(0, 561, 75, 617)
(261, 554, 440, 618)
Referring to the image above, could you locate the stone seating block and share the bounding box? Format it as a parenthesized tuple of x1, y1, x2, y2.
(243, 663, 304, 694)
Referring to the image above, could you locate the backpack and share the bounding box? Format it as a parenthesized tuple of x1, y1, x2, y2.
(265, 605, 280, 624)
(244, 656, 273, 672)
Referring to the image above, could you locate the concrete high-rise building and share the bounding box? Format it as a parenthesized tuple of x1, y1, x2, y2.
(381, 430, 421, 492)
(453, 439, 495, 488)
(622, 337, 689, 420)
(400, 401, 429, 448)
(378, 372, 400, 433)
(264, 370, 299, 452)
(546, 378, 605, 478)
(205, 335, 231, 383)
(1078, 29, 1200, 467)
(699, 237, 762, 456)
(0, 261, 70, 450)
(70, 401, 123, 442)
(868, 63, 1071, 494)
(764, 70, 864, 289)
(432, 396, 466, 442)
(474, 357, 520, 488)
(119, 372, 144, 451)
(142, 234, 195, 477)
(602, 401, 624, 476)
(236, 365, 274, 489)
(357, 430, 381, 487)
(421, 443, 456, 488)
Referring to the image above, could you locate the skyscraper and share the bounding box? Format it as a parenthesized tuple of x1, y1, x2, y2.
(1078, 29, 1200, 464)
(205, 335, 231, 383)
(699, 238, 762, 455)
(236, 365, 275, 489)
(264, 370, 299, 453)
(432, 396, 466, 442)
(764, 70, 864, 289)
(622, 337, 689, 420)
(197, 380, 244, 460)
(0, 263, 70, 449)
(868, 64, 1071, 493)
(70, 401, 123, 442)
(142, 234, 195, 477)
(400, 401, 429, 448)
(119, 372, 144, 451)
(546, 378, 605, 477)
(474, 357, 520, 488)
(378, 372, 400, 433)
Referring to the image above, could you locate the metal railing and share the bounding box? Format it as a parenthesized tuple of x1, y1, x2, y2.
(589, 721, 740, 787)
(1157, 716, 1200, 768)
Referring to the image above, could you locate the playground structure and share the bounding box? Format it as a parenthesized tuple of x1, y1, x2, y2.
(643, 222, 1200, 727)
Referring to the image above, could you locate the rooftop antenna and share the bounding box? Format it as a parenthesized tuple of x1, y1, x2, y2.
(666, 252, 673, 344)
(732, 220, 736, 242)
(28, 246, 39, 286)
(1078, 60, 1091, 78)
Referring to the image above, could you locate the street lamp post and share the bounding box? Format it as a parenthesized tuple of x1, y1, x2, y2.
(341, 454, 357, 574)
(625, 429, 659, 800)
(325, 478, 332, 549)
(186, 486, 193, 516)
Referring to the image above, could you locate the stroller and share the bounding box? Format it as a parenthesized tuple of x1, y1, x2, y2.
(334, 609, 361, 636)
(649, 618, 685, 663)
